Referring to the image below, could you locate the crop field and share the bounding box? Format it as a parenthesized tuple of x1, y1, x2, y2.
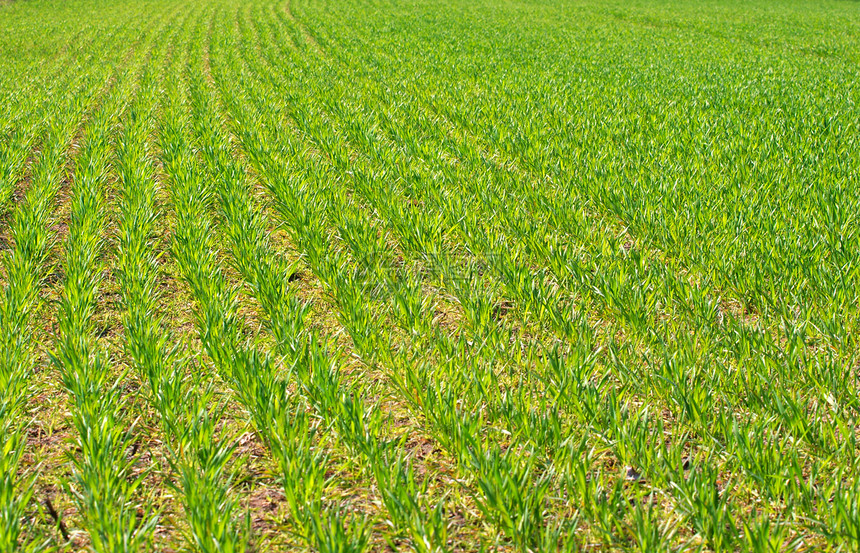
(0, 0, 859, 550)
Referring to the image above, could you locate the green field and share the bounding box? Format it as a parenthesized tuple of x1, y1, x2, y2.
(1, 0, 859, 550)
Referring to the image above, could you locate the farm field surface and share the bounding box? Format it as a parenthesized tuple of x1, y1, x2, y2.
(1, 0, 859, 550)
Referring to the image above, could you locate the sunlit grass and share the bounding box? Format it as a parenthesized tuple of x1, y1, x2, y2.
(0, 0, 857, 550)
